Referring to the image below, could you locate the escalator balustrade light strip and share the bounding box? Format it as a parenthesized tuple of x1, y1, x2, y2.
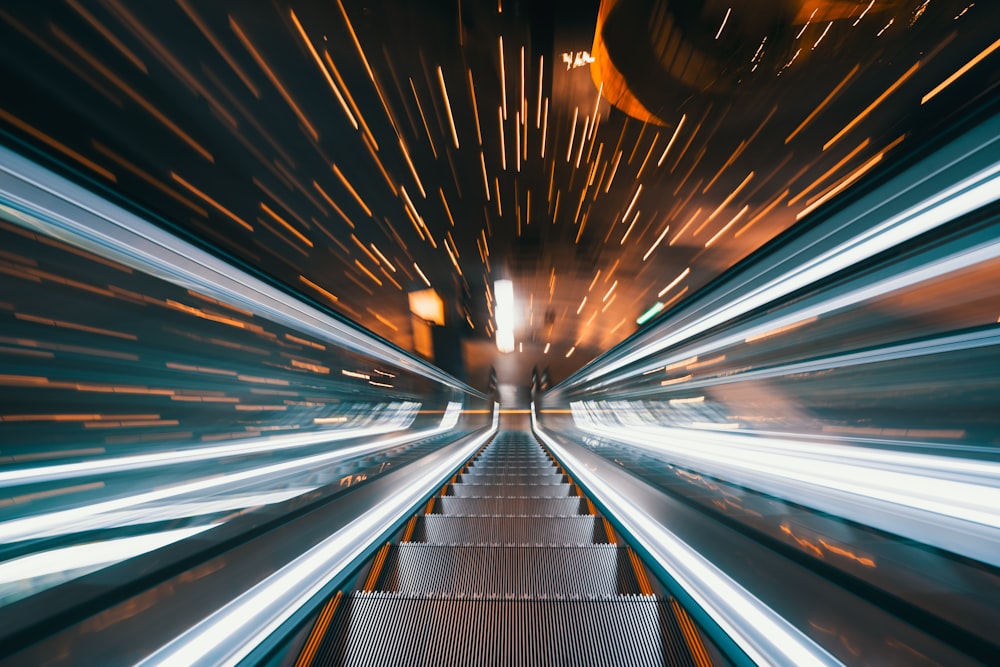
(137, 424, 497, 667)
(533, 408, 842, 667)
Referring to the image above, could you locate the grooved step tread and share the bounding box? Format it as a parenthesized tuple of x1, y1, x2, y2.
(376, 544, 643, 596)
(313, 592, 697, 667)
(451, 483, 574, 498)
(434, 496, 587, 517)
(413, 515, 607, 545)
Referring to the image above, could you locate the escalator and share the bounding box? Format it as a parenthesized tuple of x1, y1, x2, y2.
(289, 418, 715, 667)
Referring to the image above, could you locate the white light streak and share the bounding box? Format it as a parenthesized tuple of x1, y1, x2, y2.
(658, 267, 691, 298)
(715, 7, 731, 39)
(495, 279, 515, 353)
(532, 409, 841, 667)
(657, 115, 686, 167)
(138, 419, 497, 667)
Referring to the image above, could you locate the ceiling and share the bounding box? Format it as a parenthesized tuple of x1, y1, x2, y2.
(1, 0, 996, 391)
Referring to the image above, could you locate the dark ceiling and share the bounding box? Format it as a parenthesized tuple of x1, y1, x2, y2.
(1, 0, 997, 391)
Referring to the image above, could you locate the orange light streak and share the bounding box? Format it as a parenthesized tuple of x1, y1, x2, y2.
(410, 263, 429, 288)
(331, 164, 373, 217)
(657, 114, 686, 166)
(370, 243, 396, 272)
(498, 106, 507, 170)
(784, 65, 859, 144)
(66, 0, 146, 72)
(642, 224, 671, 261)
(176, 0, 260, 98)
(923, 36, 1000, 104)
(312, 181, 356, 229)
(14, 313, 135, 340)
(635, 132, 658, 179)
(824, 62, 919, 151)
(105, 0, 237, 130)
(499, 36, 507, 119)
(705, 205, 750, 248)
(789, 139, 870, 207)
(92, 141, 205, 216)
(0, 11, 117, 108)
(701, 171, 754, 231)
(229, 16, 319, 142)
(360, 132, 396, 195)
(410, 78, 438, 159)
(605, 150, 622, 192)
(289, 10, 357, 129)
(622, 184, 642, 222)
(480, 152, 491, 200)
(355, 260, 383, 287)
(620, 211, 639, 245)
(0, 109, 115, 182)
(171, 172, 252, 231)
(541, 97, 549, 158)
(536, 56, 544, 127)
(658, 267, 690, 298)
(735, 190, 788, 238)
(398, 139, 427, 198)
(437, 66, 460, 149)
(467, 69, 483, 146)
(516, 110, 522, 171)
(323, 51, 378, 150)
(798, 154, 882, 220)
(575, 116, 589, 168)
(566, 106, 579, 162)
(348, 236, 379, 267)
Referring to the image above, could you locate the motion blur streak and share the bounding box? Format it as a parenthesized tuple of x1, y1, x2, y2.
(571, 402, 1000, 567)
(575, 115, 1000, 386)
(0, 403, 418, 487)
(533, 407, 841, 667)
(137, 420, 497, 667)
(0, 413, 475, 544)
(0, 147, 468, 391)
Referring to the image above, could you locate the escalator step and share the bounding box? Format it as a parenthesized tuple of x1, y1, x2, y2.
(434, 496, 586, 516)
(459, 471, 566, 484)
(469, 454, 555, 469)
(451, 483, 573, 498)
(375, 544, 643, 596)
(313, 592, 697, 667)
(412, 515, 607, 545)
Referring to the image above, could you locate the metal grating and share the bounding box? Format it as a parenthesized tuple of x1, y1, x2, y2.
(451, 483, 574, 498)
(313, 593, 697, 667)
(434, 496, 586, 516)
(412, 515, 607, 545)
(378, 544, 643, 596)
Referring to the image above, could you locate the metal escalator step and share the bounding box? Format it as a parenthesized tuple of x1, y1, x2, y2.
(471, 460, 553, 467)
(376, 544, 643, 596)
(451, 483, 573, 498)
(459, 471, 566, 484)
(412, 515, 607, 545)
(434, 496, 586, 516)
(466, 465, 556, 474)
(313, 592, 697, 667)
(459, 476, 566, 487)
